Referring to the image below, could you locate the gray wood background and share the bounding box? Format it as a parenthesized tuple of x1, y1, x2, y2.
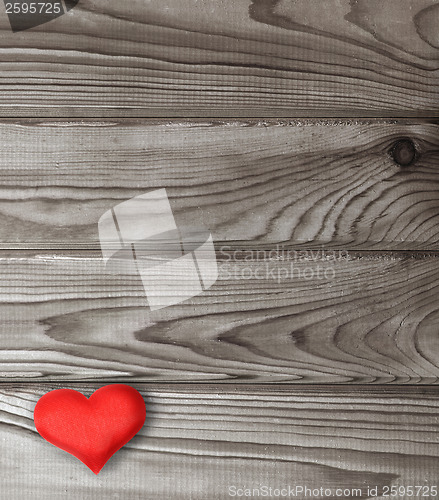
(0, 0, 438, 499)
(0, 0, 438, 117)
(1, 385, 438, 499)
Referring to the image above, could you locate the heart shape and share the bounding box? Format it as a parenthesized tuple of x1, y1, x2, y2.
(4, 0, 79, 33)
(34, 385, 146, 474)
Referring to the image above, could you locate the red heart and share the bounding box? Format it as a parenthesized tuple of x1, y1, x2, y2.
(34, 385, 146, 474)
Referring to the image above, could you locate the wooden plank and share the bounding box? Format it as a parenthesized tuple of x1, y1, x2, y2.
(0, 0, 438, 117)
(0, 384, 437, 499)
(0, 120, 437, 250)
(0, 251, 438, 383)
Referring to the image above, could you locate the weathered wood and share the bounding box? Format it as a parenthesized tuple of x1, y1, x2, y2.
(0, 384, 438, 499)
(0, 120, 437, 250)
(0, 0, 438, 117)
(0, 252, 437, 383)
(0, 0, 437, 496)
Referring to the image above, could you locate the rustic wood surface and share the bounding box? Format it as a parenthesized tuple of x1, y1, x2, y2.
(0, 251, 437, 384)
(0, 0, 438, 117)
(0, 384, 438, 499)
(0, 0, 438, 494)
(0, 120, 437, 250)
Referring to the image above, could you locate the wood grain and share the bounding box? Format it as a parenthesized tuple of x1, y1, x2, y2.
(0, 120, 437, 250)
(0, 0, 438, 117)
(0, 384, 437, 499)
(0, 0, 437, 496)
(0, 251, 438, 383)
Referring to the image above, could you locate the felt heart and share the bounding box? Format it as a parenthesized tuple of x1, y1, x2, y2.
(4, 0, 79, 33)
(34, 384, 146, 474)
